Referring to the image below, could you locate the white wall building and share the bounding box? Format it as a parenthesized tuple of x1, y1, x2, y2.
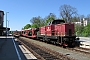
(74, 18, 89, 26)
(83, 18, 88, 26)
(74, 22, 82, 25)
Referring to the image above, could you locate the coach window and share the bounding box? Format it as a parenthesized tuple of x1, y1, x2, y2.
(28, 32, 32, 36)
(24, 32, 26, 34)
(22, 31, 24, 34)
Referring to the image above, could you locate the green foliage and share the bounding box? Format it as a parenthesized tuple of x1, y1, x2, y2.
(29, 13, 56, 28)
(82, 23, 90, 37)
(75, 23, 90, 37)
(30, 16, 46, 28)
(75, 24, 84, 36)
(45, 13, 56, 25)
(31, 24, 38, 28)
(46, 16, 55, 24)
(24, 24, 31, 29)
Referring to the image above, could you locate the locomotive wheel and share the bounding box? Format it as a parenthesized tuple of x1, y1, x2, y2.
(53, 41, 56, 45)
(63, 46, 66, 48)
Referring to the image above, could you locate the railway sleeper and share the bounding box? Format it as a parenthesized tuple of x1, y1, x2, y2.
(18, 37, 75, 60)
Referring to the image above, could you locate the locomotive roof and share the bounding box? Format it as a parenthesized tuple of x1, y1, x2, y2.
(53, 19, 65, 21)
(52, 19, 65, 23)
(51, 19, 65, 24)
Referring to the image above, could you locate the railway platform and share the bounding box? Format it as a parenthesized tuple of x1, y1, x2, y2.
(0, 36, 37, 60)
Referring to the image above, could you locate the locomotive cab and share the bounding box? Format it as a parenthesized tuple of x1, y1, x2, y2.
(48, 19, 65, 25)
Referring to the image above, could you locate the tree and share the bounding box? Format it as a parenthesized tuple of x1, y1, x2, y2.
(82, 23, 90, 37)
(87, 14, 90, 19)
(72, 16, 80, 22)
(30, 16, 46, 28)
(31, 24, 38, 28)
(24, 24, 31, 29)
(87, 14, 90, 23)
(45, 13, 56, 25)
(21, 28, 24, 30)
(59, 4, 78, 22)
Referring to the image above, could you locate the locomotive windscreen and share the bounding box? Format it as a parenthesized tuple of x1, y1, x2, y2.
(52, 20, 65, 25)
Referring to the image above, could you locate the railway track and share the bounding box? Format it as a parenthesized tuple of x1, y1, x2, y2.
(43, 41, 90, 55)
(44, 42, 90, 55)
(37, 38, 90, 55)
(67, 47, 90, 54)
(16, 37, 75, 60)
(38, 37, 90, 55)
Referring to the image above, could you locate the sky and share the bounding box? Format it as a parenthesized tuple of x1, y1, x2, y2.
(0, 0, 90, 31)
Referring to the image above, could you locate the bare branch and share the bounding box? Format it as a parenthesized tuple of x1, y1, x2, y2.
(59, 4, 78, 22)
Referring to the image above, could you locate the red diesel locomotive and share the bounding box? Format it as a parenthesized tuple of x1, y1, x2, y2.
(14, 19, 78, 47)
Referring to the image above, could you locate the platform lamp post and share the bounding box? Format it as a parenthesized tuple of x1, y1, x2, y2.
(7, 20, 10, 35)
(7, 20, 9, 28)
(6, 12, 9, 37)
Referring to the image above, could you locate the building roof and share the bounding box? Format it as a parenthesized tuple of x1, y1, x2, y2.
(0, 27, 10, 30)
(0, 10, 4, 15)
